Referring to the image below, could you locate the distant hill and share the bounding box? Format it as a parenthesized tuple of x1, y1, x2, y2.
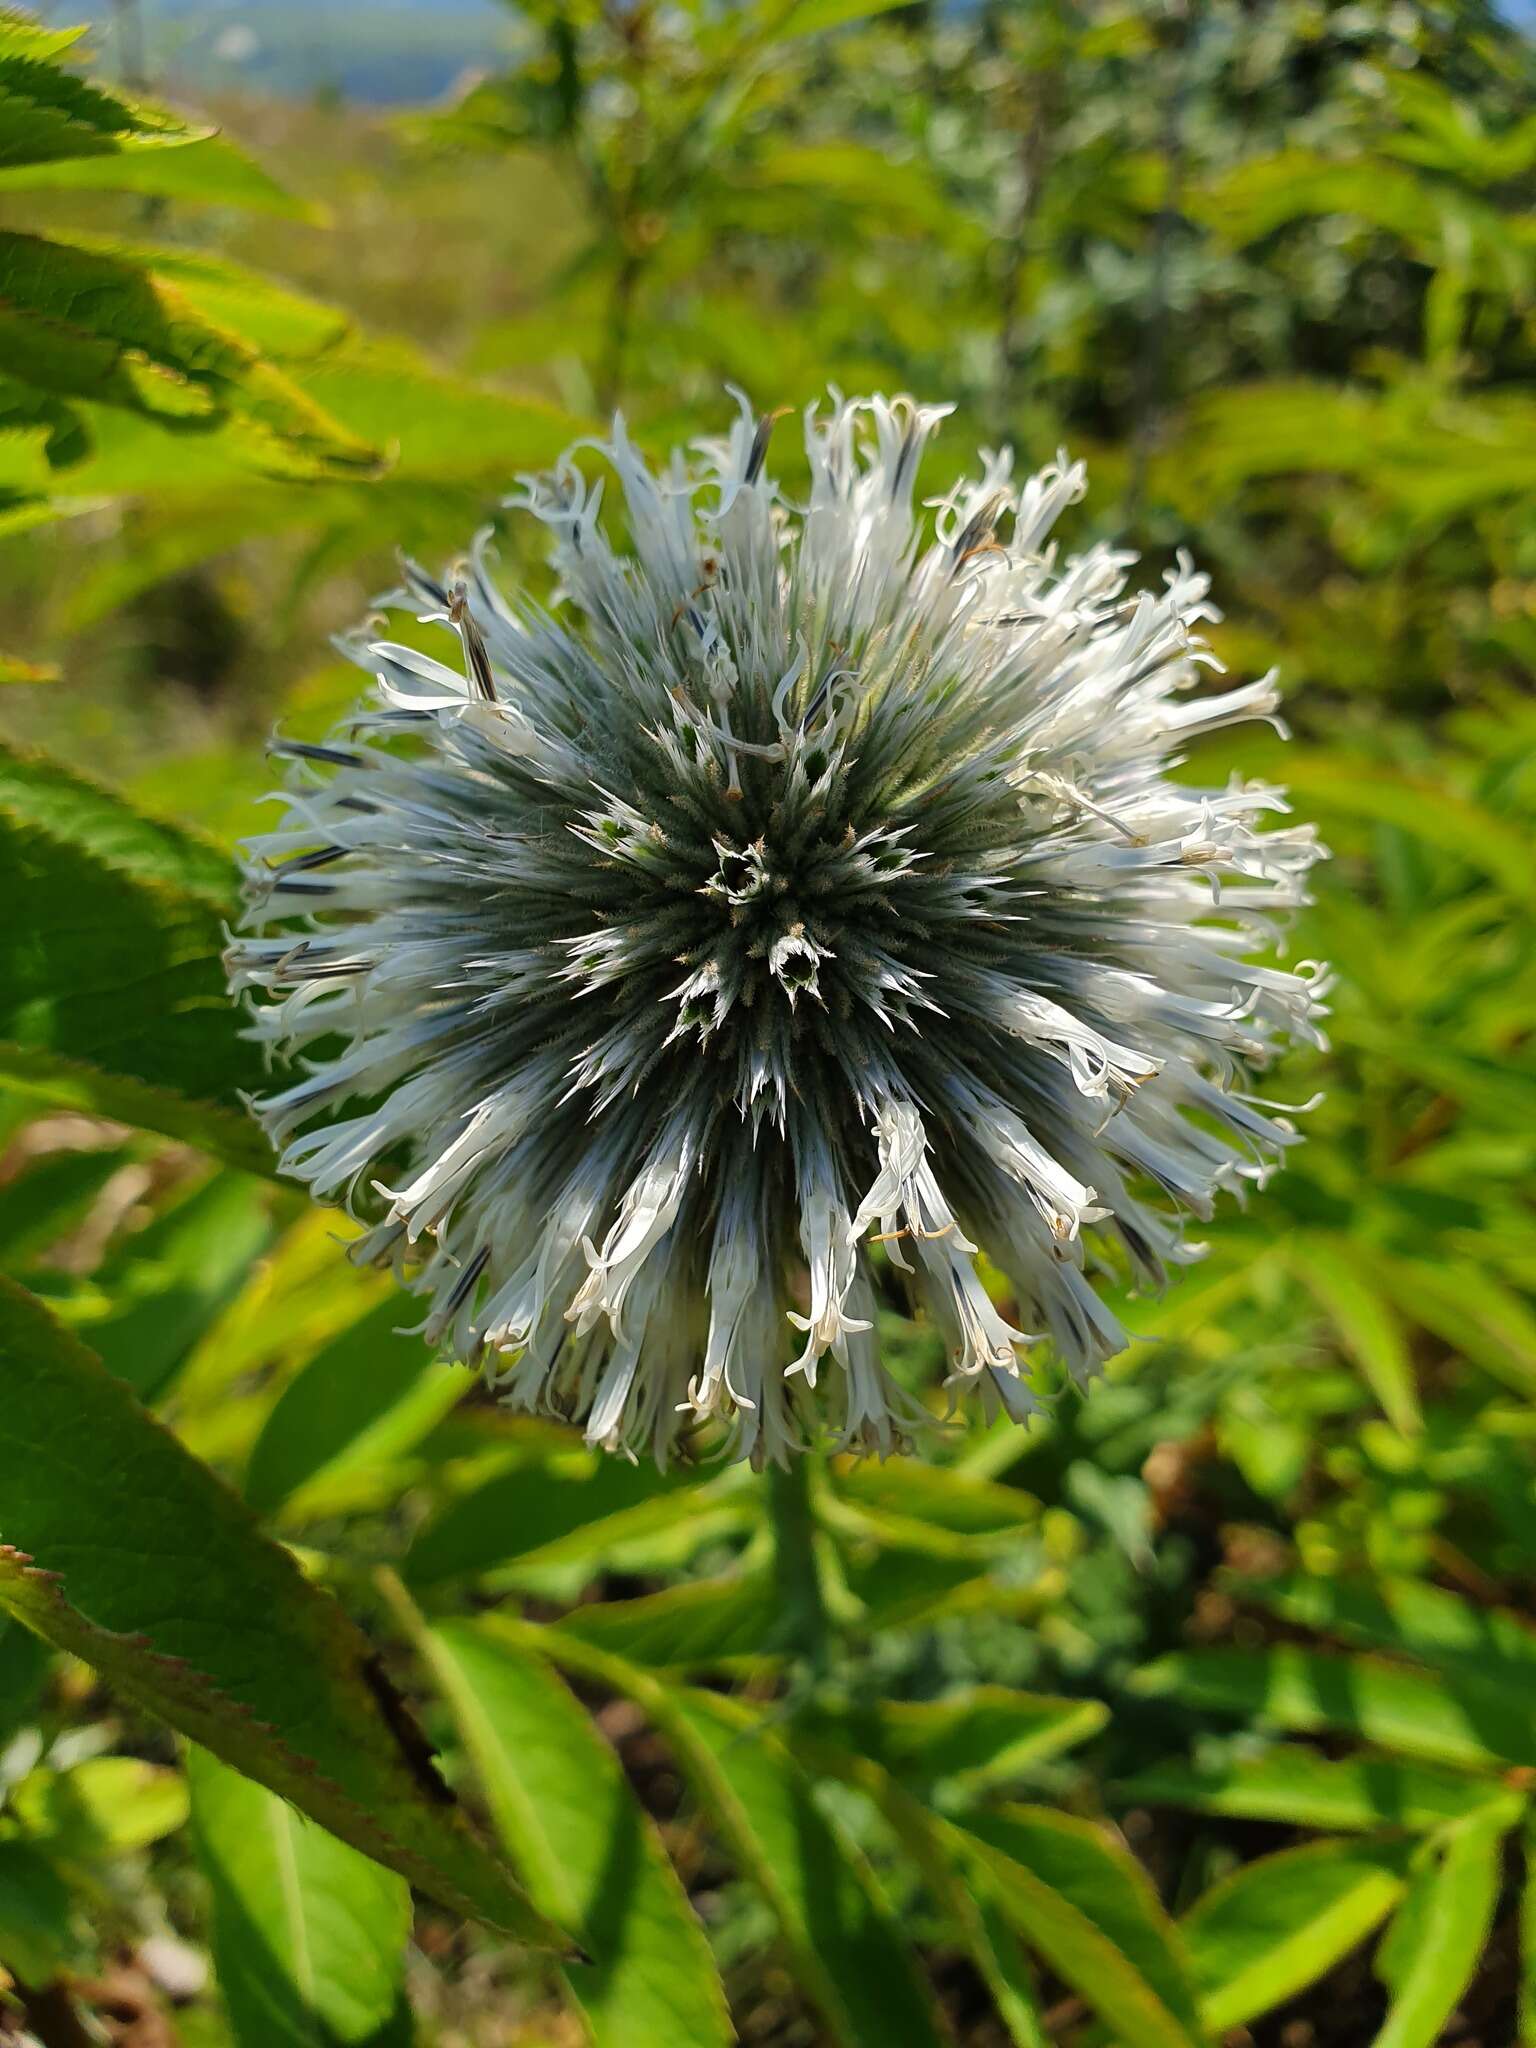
(56, 0, 1536, 105)
(56, 0, 518, 104)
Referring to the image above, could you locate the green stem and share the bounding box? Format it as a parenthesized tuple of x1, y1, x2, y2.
(766, 1453, 829, 1686)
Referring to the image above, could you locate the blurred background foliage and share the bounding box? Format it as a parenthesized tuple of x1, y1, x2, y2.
(1, 0, 1535, 2044)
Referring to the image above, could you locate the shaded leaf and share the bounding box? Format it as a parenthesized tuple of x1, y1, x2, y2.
(0, 1614, 50, 1744)
(0, 803, 268, 1170)
(529, 1623, 947, 2048)
(553, 1570, 779, 1671)
(83, 1171, 278, 1402)
(403, 1453, 733, 1587)
(245, 1299, 466, 1519)
(0, 230, 376, 476)
(1289, 1235, 1421, 1434)
(874, 1686, 1109, 1794)
(188, 1746, 414, 2048)
(1243, 1572, 1536, 1693)
(0, 1839, 73, 1982)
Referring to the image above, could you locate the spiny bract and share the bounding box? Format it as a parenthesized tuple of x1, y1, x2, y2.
(227, 394, 1327, 1466)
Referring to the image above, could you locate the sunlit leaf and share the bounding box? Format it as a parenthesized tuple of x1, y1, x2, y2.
(1116, 1746, 1521, 1834)
(1132, 1646, 1534, 1770)
(1372, 1809, 1506, 2048)
(9, 1758, 189, 1860)
(1183, 1839, 1412, 2033)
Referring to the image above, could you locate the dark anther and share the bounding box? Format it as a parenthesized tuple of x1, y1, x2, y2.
(746, 406, 792, 484)
(892, 424, 921, 499)
(269, 740, 364, 770)
(444, 1244, 490, 1314)
(273, 845, 346, 877)
(271, 877, 339, 898)
(448, 580, 498, 702)
(951, 492, 1008, 570)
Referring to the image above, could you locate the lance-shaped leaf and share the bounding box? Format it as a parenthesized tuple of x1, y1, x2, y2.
(801, 1736, 1050, 2048)
(1373, 1809, 1507, 2048)
(0, 33, 199, 173)
(394, 1604, 731, 2048)
(1116, 1745, 1523, 1835)
(1182, 1839, 1413, 2034)
(0, 1277, 569, 1948)
(958, 1806, 1205, 2048)
(528, 1620, 948, 2048)
(1131, 1645, 1534, 1771)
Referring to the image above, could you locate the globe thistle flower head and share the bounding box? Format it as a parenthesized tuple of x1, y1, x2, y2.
(227, 394, 1327, 1466)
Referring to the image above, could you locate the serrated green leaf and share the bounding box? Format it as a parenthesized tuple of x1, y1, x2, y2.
(0, 43, 197, 173)
(403, 1610, 731, 2048)
(1183, 1839, 1412, 2032)
(0, 1277, 570, 1948)
(61, 238, 352, 361)
(0, 13, 87, 63)
(0, 114, 312, 216)
(0, 736, 234, 905)
(0, 803, 268, 1169)
(9, 1757, 188, 1859)
(188, 1747, 414, 2048)
(0, 231, 377, 476)
(959, 1806, 1204, 2048)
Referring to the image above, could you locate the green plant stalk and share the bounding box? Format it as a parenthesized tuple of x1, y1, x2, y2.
(766, 1453, 830, 1686)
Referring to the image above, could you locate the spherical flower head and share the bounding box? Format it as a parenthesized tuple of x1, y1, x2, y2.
(227, 394, 1327, 1467)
